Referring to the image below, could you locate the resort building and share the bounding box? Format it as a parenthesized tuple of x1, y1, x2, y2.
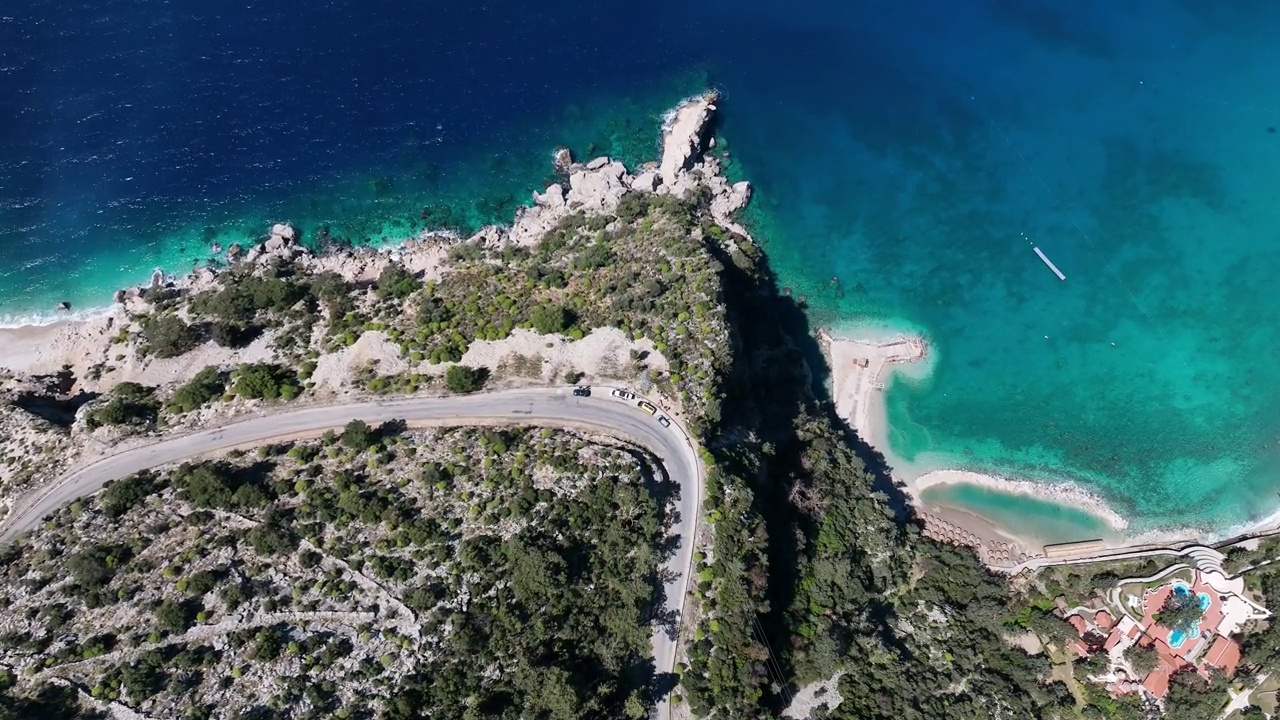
(1063, 568, 1270, 701)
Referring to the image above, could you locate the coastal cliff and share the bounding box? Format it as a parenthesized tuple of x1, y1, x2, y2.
(0, 92, 1249, 720)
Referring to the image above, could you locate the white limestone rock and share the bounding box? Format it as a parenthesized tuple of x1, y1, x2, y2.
(533, 184, 565, 208)
(711, 180, 752, 218)
(659, 92, 717, 187)
(270, 223, 296, 242)
(566, 161, 629, 212)
(631, 171, 659, 193)
(585, 156, 610, 171)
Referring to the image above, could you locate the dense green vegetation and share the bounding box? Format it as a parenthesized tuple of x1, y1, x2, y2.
(9, 157, 1273, 718)
(345, 194, 727, 430)
(85, 382, 159, 429)
(167, 366, 226, 414)
(140, 313, 200, 358)
(662, 220, 1081, 719)
(1156, 592, 1206, 634)
(443, 364, 486, 394)
(0, 428, 662, 718)
(230, 363, 300, 401)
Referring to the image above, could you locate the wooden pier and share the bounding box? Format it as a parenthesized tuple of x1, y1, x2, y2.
(1033, 246, 1066, 281)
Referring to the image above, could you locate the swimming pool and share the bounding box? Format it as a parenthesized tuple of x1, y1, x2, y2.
(1166, 582, 1212, 649)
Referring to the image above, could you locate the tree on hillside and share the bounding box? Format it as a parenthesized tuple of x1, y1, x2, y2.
(168, 366, 226, 413)
(1156, 592, 1205, 634)
(1125, 642, 1160, 676)
(444, 365, 487, 394)
(530, 304, 571, 334)
(341, 419, 378, 452)
(141, 314, 199, 358)
(1024, 607, 1075, 645)
(86, 382, 160, 429)
(375, 263, 421, 300)
(231, 363, 299, 401)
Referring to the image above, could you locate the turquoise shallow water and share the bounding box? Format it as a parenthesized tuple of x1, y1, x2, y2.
(920, 484, 1114, 546)
(715, 4, 1280, 536)
(7, 1, 1280, 535)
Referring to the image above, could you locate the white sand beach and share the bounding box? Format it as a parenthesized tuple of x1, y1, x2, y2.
(823, 330, 1129, 563)
(911, 469, 1130, 533)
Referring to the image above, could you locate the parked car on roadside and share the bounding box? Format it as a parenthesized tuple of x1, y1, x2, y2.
(611, 388, 636, 401)
(637, 400, 657, 415)
(657, 415, 671, 428)
(573, 386, 591, 397)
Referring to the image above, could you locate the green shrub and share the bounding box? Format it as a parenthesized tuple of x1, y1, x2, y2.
(100, 473, 158, 518)
(530, 304, 572, 334)
(191, 275, 307, 324)
(169, 366, 226, 413)
(375, 263, 421, 300)
(87, 382, 159, 429)
(231, 363, 300, 401)
(141, 314, 199, 358)
(444, 365, 487, 394)
(341, 420, 378, 453)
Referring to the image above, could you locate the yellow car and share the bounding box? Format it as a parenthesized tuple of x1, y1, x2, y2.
(637, 400, 657, 415)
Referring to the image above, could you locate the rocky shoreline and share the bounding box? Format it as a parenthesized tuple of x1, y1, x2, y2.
(99, 92, 745, 323)
(0, 90, 749, 530)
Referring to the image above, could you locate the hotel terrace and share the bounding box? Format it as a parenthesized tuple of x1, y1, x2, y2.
(1061, 568, 1270, 700)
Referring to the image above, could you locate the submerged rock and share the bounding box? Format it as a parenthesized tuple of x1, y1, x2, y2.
(553, 147, 573, 173)
(56, 301, 71, 312)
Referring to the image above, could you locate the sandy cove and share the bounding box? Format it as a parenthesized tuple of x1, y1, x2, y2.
(822, 330, 1130, 566)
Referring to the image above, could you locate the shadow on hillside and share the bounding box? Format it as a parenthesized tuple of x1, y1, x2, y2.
(10, 369, 99, 427)
(707, 224, 917, 711)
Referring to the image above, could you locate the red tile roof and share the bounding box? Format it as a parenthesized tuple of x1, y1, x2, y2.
(1202, 604, 1225, 636)
(1067, 639, 1090, 659)
(1143, 587, 1173, 626)
(1205, 636, 1242, 676)
(1095, 610, 1114, 629)
(1068, 615, 1089, 636)
(1143, 667, 1171, 698)
(1104, 628, 1124, 651)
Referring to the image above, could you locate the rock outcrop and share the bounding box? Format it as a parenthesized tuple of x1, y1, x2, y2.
(631, 171, 659, 193)
(553, 147, 573, 173)
(504, 92, 750, 246)
(245, 223, 311, 267)
(659, 92, 718, 187)
(506, 160, 632, 246)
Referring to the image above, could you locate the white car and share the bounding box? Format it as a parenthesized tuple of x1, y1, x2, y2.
(610, 389, 636, 401)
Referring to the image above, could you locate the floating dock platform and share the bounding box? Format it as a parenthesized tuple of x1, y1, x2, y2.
(1033, 246, 1066, 281)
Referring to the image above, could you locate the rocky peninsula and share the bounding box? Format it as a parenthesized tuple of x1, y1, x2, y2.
(0, 91, 1264, 720)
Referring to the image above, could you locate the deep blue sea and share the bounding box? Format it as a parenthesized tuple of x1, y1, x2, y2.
(5, 0, 1280, 537)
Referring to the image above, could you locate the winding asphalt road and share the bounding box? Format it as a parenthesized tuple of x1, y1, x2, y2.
(0, 387, 701, 712)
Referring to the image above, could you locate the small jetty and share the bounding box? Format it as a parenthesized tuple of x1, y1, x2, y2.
(1033, 246, 1066, 281)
